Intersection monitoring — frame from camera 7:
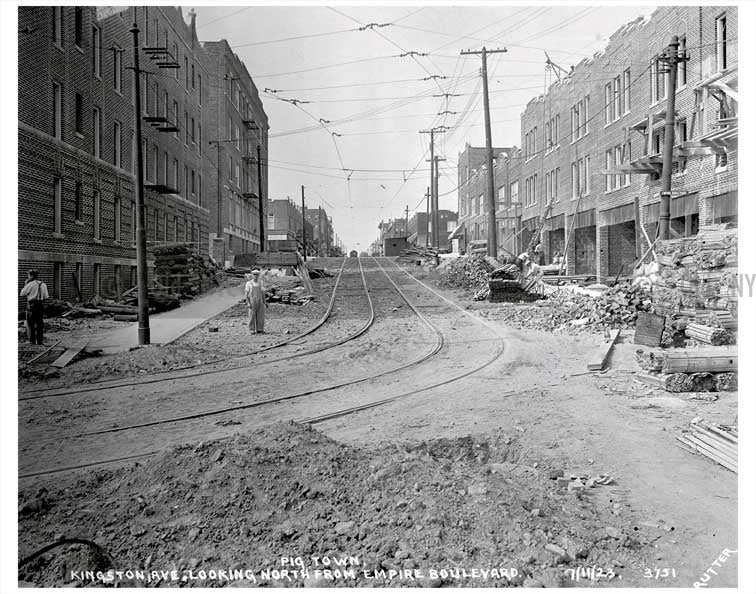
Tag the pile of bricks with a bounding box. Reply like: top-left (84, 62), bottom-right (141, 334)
top-left (546, 281), bottom-right (653, 329)
top-left (651, 226), bottom-right (738, 345)
top-left (437, 255), bottom-right (498, 296)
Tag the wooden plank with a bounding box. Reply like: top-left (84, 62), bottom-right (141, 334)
top-left (634, 312), bottom-right (665, 347)
top-left (50, 339), bottom-right (89, 369)
top-left (587, 329), bottom-right (621, 371)
top-left (26, 341), bottom-right (62, 365)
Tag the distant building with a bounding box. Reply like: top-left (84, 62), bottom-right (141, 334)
top-left (267, 198), bottom-right (312, 252)
top-left (305, 207), bottom-right (334, 256)
top-left (407, 210), bottom-right (458, 251)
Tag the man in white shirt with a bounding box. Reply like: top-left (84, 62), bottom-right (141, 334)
top-left (20, 269), bottom-right (49, 344)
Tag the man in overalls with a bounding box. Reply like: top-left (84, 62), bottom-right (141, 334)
top-left (244, 269), bottom-right (267, 334)
top-left (20, 269), bottom-right (49, 345)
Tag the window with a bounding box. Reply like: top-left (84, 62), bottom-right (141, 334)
top-left (132, 201), bottom-right (136, 242)
top-left (613, 75), bottom-right (621, 120)
top-left (191, 64), bottom-right (195, 89)
top-left (173, 43), bottom-right (179, 80)
top-left (52, 7), bottom-right (63, 47)
top-left (153, 208), bottom-right (159, 241)
top-left (198, 173), bottom-right (202, 205)
top-left (605, 150), bottom-right (613, 192)
top-left (191, 169), bottom-right (196, 195)
top-left (75, 181), bottom-right (82, 221)
top-left (582, 95), bottom-right (589, 135)
top-left (92, 107), bottom-right (101, 158)
top-left (715, 14), bottom-right (727, 71)
top-left (584, 155), bottom-right (591, 194)
top-left (163, 212), bottom-right (168, 242)
top-left (93, 190), bottom-right (100, 240)
top-left (235, 164), bottom-right (240, 187)
top-left (74, 92), bottom-right (84, 134)
top-left (604, 82), bottom-right (612, 124)
top-left (173, 101), bottom-right (179, 138)
top-left (53, 82), bottom-right (62, 139)
top-left (615, 145), bottom-right (623, 189)
top-left (184, 166), bottom-right (189, 197)
top-left (93, 263), bottom-right (101, 296)
top-left (92, 26), bottom-right (101, 78)
top-left (163, 91), bottom-right (169, 118)
top-left (151, 143), bottom-right (158, 182)
top-left (571, 162), bottom-right (579, 199)
top-left (113, 121), bottom-right (122, 167)
top-left (623, 69), bottom-right (631, 113)
top-left (114, 46), bottom-right (122, 92)
top-left (198, 124), bottom-right (202, 154)
top-left (715, 152), bottom-right (728, 170)
top-left (131, 266), bottom-right (137, 287)
top-left (114, 194), bottom-right (121, 242)
top-left (53, 178), bottom-right (62, 233)
top-left (198, 73), bottom-right (202, 105)
top-left (650, 57), bottom-right (667, 103)
top-left (162, 151), bottom-right (168, 185)
top-left (497, 185), bottom-right (506, 203)
top-left (229, 156), bottom-right (233, 181)
top-left (677, 37), bottom-right (687, 88)
top-left (191, 117), bottom-right (196, 143)
top-left (114, 265), bottom-right (122, 297)
top-left (53, 263), bottom-right (62, 299)
top-left (173, 216), bottom-right (179, 242)
top-left (509, 181), bottom-right (519, 203)
top-left (75, 263), bottom-right (83, 294)
top-left (173, 158), bottom-right (179, 190)
top-left (184, 112), bottom-right (189, 144)
top-left (74, 8), bottom-right (84, 47)
top-left (553, 168), bottom-right (559, 202)
top-left (185, 57), bottom-right (189, 89)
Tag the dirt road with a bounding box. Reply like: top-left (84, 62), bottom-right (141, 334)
top-left (18, 257), bottom-right (737, 587)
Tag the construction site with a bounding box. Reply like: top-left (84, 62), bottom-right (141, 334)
top-left (14, 3), bottom-right (743, 591)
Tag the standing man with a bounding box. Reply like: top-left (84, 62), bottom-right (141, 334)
top-left (244, 268), bottom-right (267, 334)
top-left (20, 269), bottom-right (49, 345)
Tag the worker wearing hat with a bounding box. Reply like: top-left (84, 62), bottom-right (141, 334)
top-left (244, 268), bottom-right (267, 334)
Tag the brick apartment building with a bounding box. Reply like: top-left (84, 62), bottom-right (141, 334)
top-left (18, 6), bottom-right (268, 304)
top-left (306, 207), bottom-right (334, 256)
top-left (407, 210), bottom-right (458, 252)
top-left (462, 6), bottom-right (737, 279)
top-left (267, 198), bottom-right (313, 252)
top-left (203, 39), bottom-right (269, 265)
top-left (456, 144), bottom-right (517, 254)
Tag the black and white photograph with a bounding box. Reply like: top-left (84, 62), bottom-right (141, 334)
top-left (5, 1), bottom-right (754, 590)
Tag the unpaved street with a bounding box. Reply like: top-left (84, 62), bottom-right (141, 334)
top-left (18, 257), bottom-right (737, 588)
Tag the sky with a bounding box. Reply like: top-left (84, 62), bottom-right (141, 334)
top-left (194, 4), bottom-right (657, 252)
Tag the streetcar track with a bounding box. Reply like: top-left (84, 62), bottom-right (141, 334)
top-left (19, 257), bottom-right (378, 401)
top-left (19, 256), bottom-right (506, 479)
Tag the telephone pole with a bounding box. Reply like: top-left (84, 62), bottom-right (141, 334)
top-left (129, 10), bottom-right (150, 345)
top-left (461, 46), bottom-right (507, 258)
top-left (404, 204), bottom-right (410, 239)
top-left (420, 127), bottom-right (447, 249)
top-left (424, 186), bottom-right (430, 247)
top-left (658, 35), bottom-right (686, 241)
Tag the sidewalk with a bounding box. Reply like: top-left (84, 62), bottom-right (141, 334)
top-left (85, 285), bottom-right (244, 355)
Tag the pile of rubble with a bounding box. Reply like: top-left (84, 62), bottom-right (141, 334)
top-left (19, 423), bottom-right (652, 588)
top-left (437, 255), bottom-right (498, 295)
top-left (546, 281), bottom-right (653, 329)
top-left (651, 225), bottom-right (738, 342)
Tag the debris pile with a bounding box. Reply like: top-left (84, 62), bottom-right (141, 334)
top-left (154, 243), bottom-right (219, 296)
top-left (546, 281), bottom-right (653, 329)
top-left (651, 225), bottom-right (738, 346)
top-left (437, 255), bottom-right (499, 296)
top-left (19, 423), bottom-right (652, 588)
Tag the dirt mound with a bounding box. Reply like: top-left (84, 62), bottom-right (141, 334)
top-left (19, 423), bottom-right (652, 587)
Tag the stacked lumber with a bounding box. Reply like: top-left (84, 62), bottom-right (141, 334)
top-left (635, 347), bottom-right (738, 392)
top-left (154, 243), bottom-right (215, 296)
top-left (651, 226), bottom-right (738, 345)
top-left (677, 418), bottom-right (737, 472)
top-left (684, 323), bottom-right (733, 346)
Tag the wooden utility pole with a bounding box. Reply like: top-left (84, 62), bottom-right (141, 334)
top-left (301, 185), bottom-right (306, 261)
top-left (424, 186), bottom-right (430, 247)
top-left (420, 127), bottom-right (446, 249)
top-left (257, 143), bottom-right (265, 252)
top-left (461, 46), bottom-right (507, 258)
top-left (404, 205), bottom-right (410, 239)
top-left (129, 9), bottom-right (150, 344)
top-left (658, 35), bottom-right (685, 241)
